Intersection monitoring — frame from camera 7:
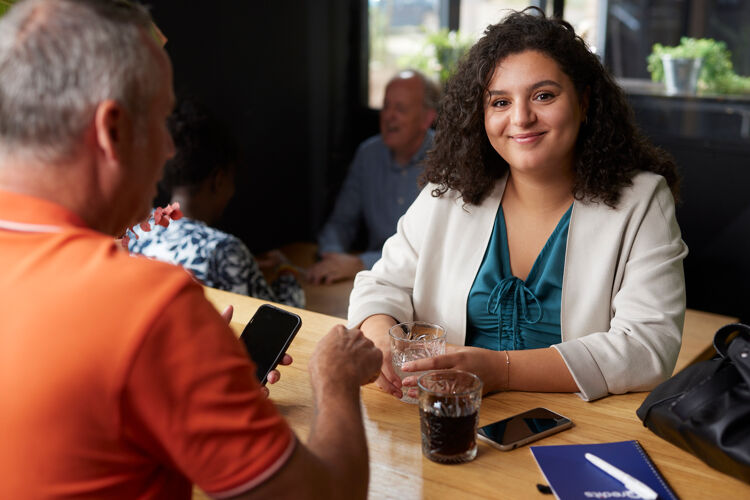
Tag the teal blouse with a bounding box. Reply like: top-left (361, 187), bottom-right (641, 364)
top-left (466, 204), bottom-right (572, 351)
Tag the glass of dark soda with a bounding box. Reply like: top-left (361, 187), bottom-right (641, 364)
top-left (417, 370), bottom-right (482, 464)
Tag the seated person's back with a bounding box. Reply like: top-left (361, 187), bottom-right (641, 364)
top-left (0, 2), bottom-right (380, 498)
top-left (0, 198), bottom-right (293, 497)
top-left (129, 99), bottom-right (304, 307)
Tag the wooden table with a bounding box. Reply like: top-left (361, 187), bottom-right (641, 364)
top-left (199, 287), bottom-right (748, 499)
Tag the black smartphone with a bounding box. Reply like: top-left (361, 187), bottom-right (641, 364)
top-left (239, 304), bottom-right (302, 385)
top-left (477, 407), bottom-right (573, 451)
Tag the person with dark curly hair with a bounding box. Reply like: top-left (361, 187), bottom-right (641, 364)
top-left (129, 98), bottom-right (305, 307)
top-left (348, 9), bottom-right (687, 402)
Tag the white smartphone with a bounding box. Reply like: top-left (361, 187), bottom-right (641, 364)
top-left (477, 407), bottom-right (573, 451)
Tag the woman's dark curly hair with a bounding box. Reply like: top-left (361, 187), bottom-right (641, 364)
top-left (422, 8), bottom-right (679, 207)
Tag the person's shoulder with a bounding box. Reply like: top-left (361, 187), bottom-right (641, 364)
top-left (419, 177), bottom-right (503, 210)
top-left (170, 219), bottom-right (245, 254)
top-left (128, 216), bottom-right (192, 249)
top-left (57, 232), bottom-right (201, 324)
top-left (631, 170), bottom-right (667, 190)
top-left (191, 221), bottom-right (235, 244)
top-left (620, 171), bottom-right (672, 207)
top-left (357, 134), bottom-right (387, 154)
top-left (360, 134), bottom-right (384, 147)
top-left (211, 230), bottom-right (252, 260)
top-left (117, 243), bottom-right (197, 289)
top-left (420, 182), bottom-right (462, 201)
top-left (409, 182), bottom-right (471, 217)
top-left (77, 227), bottom-right (193, 284)
top-left (348, 135), bottom-right (389, 172)
top-left (575, 172), bottom-right (674, 222)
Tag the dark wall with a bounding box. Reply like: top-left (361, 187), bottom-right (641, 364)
top-left (148, 1), bottom-right (372, 253)
top-left (627, 93), bottom-right (750, 323)
top-left (606, 0), bottom-right (750, 322)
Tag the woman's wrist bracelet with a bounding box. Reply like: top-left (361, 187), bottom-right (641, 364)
top-left (504, 350), bottom-right (511, 391)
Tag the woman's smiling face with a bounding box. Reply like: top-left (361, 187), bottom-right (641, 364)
top-left (484, 49), bottom-right (586, 177)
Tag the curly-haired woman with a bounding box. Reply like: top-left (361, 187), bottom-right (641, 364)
top-left (348, 9), bottom-right (687, 402)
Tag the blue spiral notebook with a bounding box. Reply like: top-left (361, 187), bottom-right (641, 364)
top-left (530, 440), bottom-right (679, 500)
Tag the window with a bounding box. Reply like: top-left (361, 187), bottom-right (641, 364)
top-left (458, 0), bottom-right (602, 53)
top-left (368, 0), bottom-right (443, 108)
top-left (367, 0), bottom-right (750, 106)
top-left (367, 0), bottom-right (602, 108)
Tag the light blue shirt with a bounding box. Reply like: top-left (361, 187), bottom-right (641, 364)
top-left (317, 130), bottom-right (434, 269)
top-left (466, 204), bottom-right (572, 351)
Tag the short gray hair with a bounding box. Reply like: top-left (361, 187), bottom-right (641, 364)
top-left (0, 0), bottom-right (161, 163)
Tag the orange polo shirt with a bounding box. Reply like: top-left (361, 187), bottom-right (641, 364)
top-left (0, 191), bottom-right (294, 499)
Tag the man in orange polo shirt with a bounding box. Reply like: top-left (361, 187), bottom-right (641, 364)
top-left (0, 1), bottom-right (381, 499)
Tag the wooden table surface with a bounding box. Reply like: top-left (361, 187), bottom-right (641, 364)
top-left (197, 286), bottom-right (748, 500)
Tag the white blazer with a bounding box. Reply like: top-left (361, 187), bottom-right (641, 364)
top-left (348, 172), bottom-right (687, 401)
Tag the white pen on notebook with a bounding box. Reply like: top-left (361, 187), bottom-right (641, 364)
top-left (585, 452), bottom-right (658, 500)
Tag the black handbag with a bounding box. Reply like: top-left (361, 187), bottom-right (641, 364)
top-left (636, 323), bottom-right (750, 484)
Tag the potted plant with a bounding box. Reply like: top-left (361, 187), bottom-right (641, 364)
top-left (0, 0), bottom-right (16, 17)
top-left (404, 28), bottom-right (473, 86)
top-left (647, 37), bottom-right (750, 95)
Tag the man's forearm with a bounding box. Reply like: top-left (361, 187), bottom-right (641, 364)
top-left (233, 323), bottom-right (382, 500)
top-left (307, 387), bottom-right (369, 500)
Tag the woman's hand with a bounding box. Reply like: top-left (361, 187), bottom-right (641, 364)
top-left (400, 345), bottom-right (506, 396)
top-left (359, 314), bottom-right (403, 399)
top-left (400, 346), bottom-right (579, 396)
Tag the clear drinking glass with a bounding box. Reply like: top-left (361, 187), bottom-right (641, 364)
top-left (389, 321), bottom-right (446, 404)
top-left (418, 370), bottom-right (483, 464)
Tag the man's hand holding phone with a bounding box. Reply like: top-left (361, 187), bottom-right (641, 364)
top-left (224, 305), bottom-right (293, 397)
top-left (261, 354), bottom-right (293, 397)
top-left (236, 304), bottom-right (381, 401)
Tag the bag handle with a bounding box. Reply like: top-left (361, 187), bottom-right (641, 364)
top-left (713, 323), bottom-right (750, 358)
top-left (670, 323), bottom-right (750, 420)
top-left (723, 324), bottom-right (750, 387)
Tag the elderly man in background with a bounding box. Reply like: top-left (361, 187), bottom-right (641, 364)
top-left (0, 1), bottom-right (380, 499)
top-left (308, 70), bottom-right (439, 284)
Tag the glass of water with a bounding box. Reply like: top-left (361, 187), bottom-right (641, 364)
top-left (389, 321), bottom-right (446, 404)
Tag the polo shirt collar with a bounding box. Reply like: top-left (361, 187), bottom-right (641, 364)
top-left (0, 190), bottom-right (88, 231)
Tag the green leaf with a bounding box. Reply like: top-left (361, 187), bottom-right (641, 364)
top-left (0, 1), bottom-right (17, 18)
top-left (401, 28), bottom-right (472, 85)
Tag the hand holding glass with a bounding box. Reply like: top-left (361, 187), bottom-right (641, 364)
top-left (389, 321), bottom-right (446, 403)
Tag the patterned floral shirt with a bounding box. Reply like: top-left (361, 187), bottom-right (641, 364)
top-left (128, 217), bottom-right (304, 308)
